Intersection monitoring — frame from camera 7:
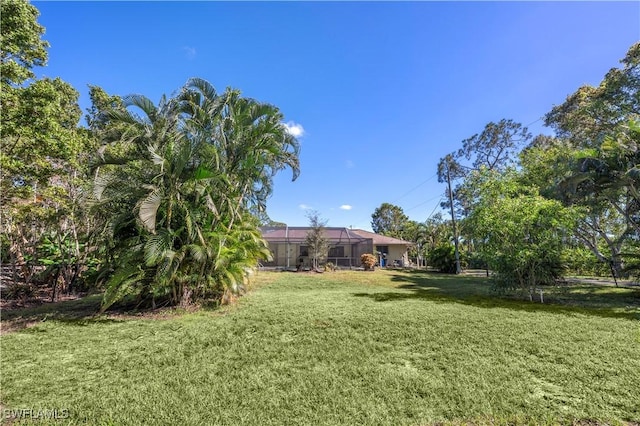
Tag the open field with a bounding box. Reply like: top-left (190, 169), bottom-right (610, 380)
top-left (1, 270), bottom-right (639, 425)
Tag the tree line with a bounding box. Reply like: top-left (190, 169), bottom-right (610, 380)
top-left (1, 0), bottom-right (300, 309)
top-left (372, 42), bottom-right (640, 296)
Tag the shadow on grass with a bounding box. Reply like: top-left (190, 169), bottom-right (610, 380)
top-left (1, 294), bottom-right (111, 333)
top-left (353, 271), bottom-right (640, 321)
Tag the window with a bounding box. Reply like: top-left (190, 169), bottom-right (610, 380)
top-left (376, 245), bottom-right (389, 254)
top-left (299, 246), bottom-right (309, 256)
top-left (328, 246), bottom-right (344, 257)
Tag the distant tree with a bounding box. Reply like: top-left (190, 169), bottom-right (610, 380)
top-left (371, 203), bottom-right (409, 238)
top-left (262, 219), bottom-right (287, 227)
top-left (304, 211), bottom-right (329, 271)
top-left (256, 212), bottom-right (286, 227)
top-left (456, 119), bottom-right (532, 172)
top-left (437, 119), bottom-right (533, 216)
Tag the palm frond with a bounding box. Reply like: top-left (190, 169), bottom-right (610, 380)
top-left (138, 187), bottom-right (164, 233)
top-left (100, 265), bottom-right (145, 313)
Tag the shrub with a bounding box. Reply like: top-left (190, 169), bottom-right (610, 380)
top-left (324, 262), bottom-right (336, 272)
top-left (360, 253), bottom-right (376, 271)
top-left (427, 244), bottom-right (458, 273)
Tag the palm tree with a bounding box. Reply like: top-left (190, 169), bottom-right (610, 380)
top-left (91, 78), bottom-right (299, 310)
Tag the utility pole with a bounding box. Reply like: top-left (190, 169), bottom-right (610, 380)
top-left (446, 161), bottom-right (462, 274)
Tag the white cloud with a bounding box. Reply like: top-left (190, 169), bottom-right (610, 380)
top-left (283, 121), bottom-right (305, 137)
top-left (345, 160), bottom-right (355, 169)
top-left (299, 204), bottom-right (312, 210)
top-left (340, 205), bottom-right (353, 211)
top-left (183, 46), bottom-right (196, 60)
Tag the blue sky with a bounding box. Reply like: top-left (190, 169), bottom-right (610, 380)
top-left (34, 1), bottom-right (639, 230)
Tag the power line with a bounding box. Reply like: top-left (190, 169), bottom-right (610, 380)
top-left (425, 198), bottom-right (444, 221)
top-left (525, 116), bottom-right (544, 127)
top-left (404, 194), bottom-right (443, 213)
top-left (390, 172), bottom-right (438, 204)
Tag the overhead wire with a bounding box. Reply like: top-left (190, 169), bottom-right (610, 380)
top-left (389, 172), bottom-right (438, 204)
top-left (349, 116), bottom-right (546, 228)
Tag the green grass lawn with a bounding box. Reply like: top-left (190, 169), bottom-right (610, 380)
top-left (1, 270), bottom-right (639, 425)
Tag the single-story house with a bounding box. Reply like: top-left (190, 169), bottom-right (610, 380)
top-left (260, 226), bottom-right (413, 269)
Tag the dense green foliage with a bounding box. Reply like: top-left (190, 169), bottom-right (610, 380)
top-left (426, 244), bottom-right (458, 273)
top-left (467, 171), bottom-right (577, 294)
top-left (0, 0), bottom-right (99, 297)
top-left (371, 203), bottom-right (409, 238)
top-left (421, 42), bottom-right (640, 288)
top-left (0, 0), bottom-right (48, 85)
top-left (0, 1), bottom-right (299, 308)
top-left (543, 42), bottom-right (640, 279)
top-left (92, 79), bottom-right (299, 310)
top-left (2, 271), bottom-right (638, 425)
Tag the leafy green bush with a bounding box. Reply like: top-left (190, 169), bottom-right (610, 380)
top-left (563, 246), bottom-right (609, 277)
top-left (427, 244), bottom-right (458, 273)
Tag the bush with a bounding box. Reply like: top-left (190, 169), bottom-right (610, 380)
top-left (360, 253), bottom-right (376, 271)
top-left (427, 244), bottom-right (459, 273)
top-left (467, 252), bottom-right (488, 270)
top-left (324, 262), bottom-right (336, 272)
top-left (563, 246), bottom-right (609, 277)
top-left (491, 254), bottom-right (566, 295)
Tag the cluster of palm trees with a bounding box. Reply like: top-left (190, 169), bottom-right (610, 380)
top-left (92, 78), bottom-right (300, 310)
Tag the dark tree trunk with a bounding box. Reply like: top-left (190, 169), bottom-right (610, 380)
top-left (180, 287), bottom-right (193, 308)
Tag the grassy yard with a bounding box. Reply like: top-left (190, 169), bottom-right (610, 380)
top-left (1, 270), bottom-right (639, 425)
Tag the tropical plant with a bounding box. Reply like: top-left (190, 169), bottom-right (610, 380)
top-left (92, 78), bottom-right (299, 310)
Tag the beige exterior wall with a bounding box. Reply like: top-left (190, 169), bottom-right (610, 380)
top-left (387, 245), bottom-right (409, 266)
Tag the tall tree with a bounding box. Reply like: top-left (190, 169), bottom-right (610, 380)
top-left (1, 0), bottom-right (97, 297)
top-left (0, 0), bottom-right (48, 85)
top-left (456, 119), bottom-right (532, 172)
top-left (545, 42), bottom-right (639, 146)
top-left (436, 119), bottom-right (533, 273)
top-left (371, 203), bottom-right (409, 238)
top-left (544, 42), bottom-right (640, 278)
top-left (437, 119), bottom-right (532, 215)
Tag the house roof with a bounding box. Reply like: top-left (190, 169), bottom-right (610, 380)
top-left (260, 226), bottom-right (412, 246)
top-left (348, 229), bottom-right (413, 246)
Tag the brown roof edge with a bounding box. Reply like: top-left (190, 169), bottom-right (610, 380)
top-left (259, 227), bottom-right (413, 245)
top-left (349, 229), bottom-right (414, 245)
